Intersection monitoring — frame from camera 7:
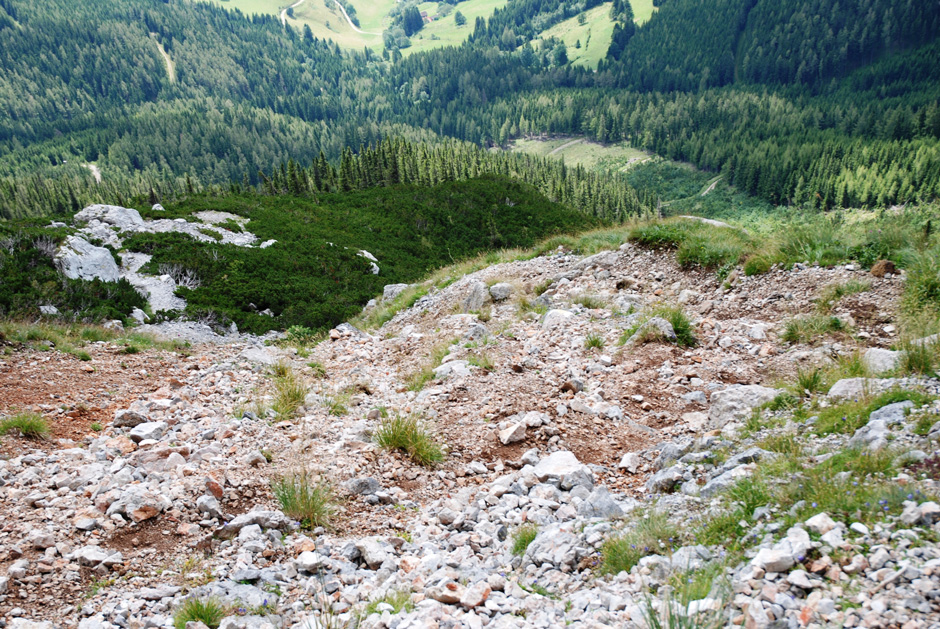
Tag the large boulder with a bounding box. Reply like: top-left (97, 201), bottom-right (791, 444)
top-left (575, 250), bottom-right (620, 269)
top-left (532, 451), bottom-right (593, 490)
top-left (827, 378), bottom-right (897, 400)
top-left (707, 385), bottom-right (778, 429)
top-left (862, 348), bottom-right (902, 375)
top-left (55, 236), bottom-right (120, 282)
top-left (383, 283), bottom-right (409, 301)
top-left (74, 204), bottom-right (145, 231)
top-left (541, 309), bottom-right (574, 330)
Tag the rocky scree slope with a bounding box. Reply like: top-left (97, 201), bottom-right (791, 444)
top-left (0, 235), bottom-right (937, 629)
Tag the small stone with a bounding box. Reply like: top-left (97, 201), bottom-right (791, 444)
top-left (460, 581), bottom-right (491, 608)
top-left (498, 422), bottom-right (526, 445)
top-left (804, 513), bottom-right (836, 535)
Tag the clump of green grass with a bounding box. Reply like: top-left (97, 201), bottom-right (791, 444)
top-left (353, 285), bottom-right (429, 331)
top-left (0, 412), bottom-right (50, 440)
top-left (757, 433), bottom-right (802, 457)
top-left (585, 332), bottom-right (606, 350)
top-left (358, 590), bottom-right (414, 618)
top-left (173, 597), bottom-right (227, 629)
top-left (284, 325), bottom-right (325, 348)
top-left (814, 389), bottom-right (935, 436)
top-left (90, 422), bottom-right (103, 432)
top-left (899, 336), bottom-right (939, 375)
top-left (600, 512), bottom-right (681, 575)
top-left (571, 293), bottom-right (607, 310)
top-left (794, 367), bottom-right (826, 396)
top-left (402, 340), bottom-right (452, 392)
top-left (630, 219), bottom-right (750, 273)
top-left (374, 414), bottom-right (445, 467)
top-left (618, 304), bottom-right (696, 348)
top-left (307, 361), bottom-right (327, 378)
top-left (781, 315), bottom-right (847, 344)
top-left (516, 296), bottom-right (548, 317)
top-left (320, 387), bottom-right (353, 416)
top-left (511, 524), bottom-right (539, 557)
top-left (816, 279), bottom-right (871, 314)
top-left (902, 246), bottom-right (940, 317)
top-left (533, 279), bottom-right (553, 296)
top-left (271, 473), bottom-right (336, 530)
top-left (270, 364), bottom-right (308, 419)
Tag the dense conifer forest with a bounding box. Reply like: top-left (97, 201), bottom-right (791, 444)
top-left (0, 0), bottom-right (938, 218)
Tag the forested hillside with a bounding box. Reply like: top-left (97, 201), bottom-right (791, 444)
top-left (0, 0), bottom-right (939, 218)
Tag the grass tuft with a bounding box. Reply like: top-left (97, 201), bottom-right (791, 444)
top-left (271, 472), bottom-right (336, 530)
top-left (271, 364), bottom-right (308, 419)
top-left (600, 512), bottom-right (681, 575)
top-left (511, 524), bottom-right (539, 557)
top-left (0, 412), bottom-right (50, 440)
top-left (173, 597), bottom-right (227, 629)
top-left (584, 332), bottom-right (606, 350)
top-left (374, 414), bottom-right (445, 467)
top-left (781, 315), bottom-right (846, 344)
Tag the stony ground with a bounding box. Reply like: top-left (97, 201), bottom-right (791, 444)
top-left (2, 238), bottom-right (937, 629)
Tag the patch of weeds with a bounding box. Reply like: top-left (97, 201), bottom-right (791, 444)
top-left (511, 524), bottom-right (539, 556)
top-left (173, 597), bottom-right (227, 629)
top-left (533, 279), bottom-right (552, 296)
top-left (320, 387), bottom-right (353, 416)
top-left (571, 293), bottom-right (607, 310)
top-left (794, 367), bottom-right (826, 396)
top-left (260, 448), bottom-right (274, 463)
top-left (600, 512), bottom-right (681, 575)
top-left (122, 344), bottom-right (140, 355)
top-left (757, 433), bottom-right (803, 457)
top-left (910, 454), bottom-right (940, 480)
top-left (474, 304), bottom-right (492, 322)
top-left (666, 562), bottom-right (727, 606)
top-left (0, 412), bottom-right (50, 440)
top-left (374, 413), bottom-right (445, 467)
top-left (618, 304), bottom-right (696, 348)
top-left (816, 279), bottom-right (871, 314)
top-left (271, 473), bottom-right (336, 530)
top-left (307, 361), bottom-right (327, 378)
top-left (520, 581), bottom-right (557, 599)
top-left (402, 340), bottom-right (452, 392)
top-left (585, 332), bottom-right (606, 350)
top-left (90, 422), bottom-right (103, 432)
top-left (899, 336), bottom-right (939, 376)
top-left (814, 389), bottom-right (935, 436)
top-left (468, 352), bottom-right (495, 372)
top-left (283, 325), bottom-right (325, 349)
top-left (641, 573), bottom-right (729, 629)
top-left (358, 590), bottom-right (414, 618)
top-left (73, 350), bottom-right (92, 362)
top-left (271, 364), bottom-right (308, 419)
top-left (781, 315), bottom-right (847, 344)
top-left (516, 296), bottom-right (548, 317)
top-left (354, 285), bottom-right (429, 331)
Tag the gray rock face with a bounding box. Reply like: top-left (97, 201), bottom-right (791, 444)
top-left (532, 451), bottom-right (594, 490)
top-left (707, 385), bottom-right (778, 429)
top-left (577, 487), bottom-right (624, 519)
top-left (828, 377), bottom-right (897, 399)
top-left (220, 510), bottom-right (292, 538)
top-left (575, 250), bottom-right (620, 269)
top-left (646, 466), bottom-right (685, 494)
top-left (869, 400), bottom-right (914, 425)
top-left (383, 283), bottom-right (409, 301)
top-left (862, 348), bottom-right (902, 375)
top-left (75, 204), bottom-right (145, 231)
top-left (460, 280), bottom-right (490, 312)
top-left (541, 309), bottom-right (574, 330)
top-left (129, 421), bottom-right (167, 443)
top-left (239, 346), bottom-right (278, 365)
top-left (55, 236), bottom-right (121, 282)
top-left (489, 282), bottom-right (514, 301)
top-left (848, 419), bottom-right (890, 450)
top-left (346, 477), bottom-right (381, 496)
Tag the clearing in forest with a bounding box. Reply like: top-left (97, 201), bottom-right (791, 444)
top-left (510, 137), bottom-right (651, 172)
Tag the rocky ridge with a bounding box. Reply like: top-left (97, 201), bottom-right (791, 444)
top-left (1, 233), bottom-right (937, 629)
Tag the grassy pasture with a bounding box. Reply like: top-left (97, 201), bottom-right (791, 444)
top-left (529, 3), bottom-right (616, 69)
top-left (509, 138), bottom-right (650, 171)
top-left (403, 0), bottom-right (509, 55)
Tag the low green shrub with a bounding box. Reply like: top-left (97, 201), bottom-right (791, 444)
top-left (584, 332), bottom-right (605, 350)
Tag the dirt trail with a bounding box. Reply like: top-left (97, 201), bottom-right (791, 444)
top-left (280, 0), bottom-right (307, 26)
top-left (548, 137), bottom-right (584, 155)
top-left (83, 163), bottom-right (102, 183)
top-left (332, 0), bottom-right (381, 35)
top-left (150, 34), bottom-right (175, 84)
